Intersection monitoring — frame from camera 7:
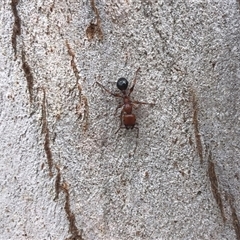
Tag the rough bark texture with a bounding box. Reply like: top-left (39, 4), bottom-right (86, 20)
top-left (0, 0), bottom-right (239, 239)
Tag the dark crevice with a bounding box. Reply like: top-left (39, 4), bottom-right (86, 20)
top-left (228, 195), bottom-right (240, 239)
top-left (208, 151), bottom-right (226, 222)
top-left (86, 0), bottom-right (103, 40)
top-left (66, 40), bottom-right (80, 81)
top-left (74, 83), bottom-right (89, 132)
top-left (41, 89), bottom-right (53, 177)
top-left (191, 89), bottom-right (203, 163)
top-left (11, 0), bottom-right (21, 56)
top-left (53, 169), bottom-right (84, 239)
top-left (21, 51), bottom-right (34, 103)
top-left (81, 95), bottom-right (89, 132)
top-left (54, 165), bottom-right (61, 200)
top-left (62, 183), bottom-right (84, 240)
top-left (65, 41), bottom-right (89, 132)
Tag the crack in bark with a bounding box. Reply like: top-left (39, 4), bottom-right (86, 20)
top-left (21, 51), bottom-right (34, 103)
top-left (65, 42), bottom-right (89, 131)
top-left (66, 41), bottom-right (80, 81)
top-left (81, 95), bottom-right (89, 132)
top-left (11, 0), bottom-right (21, 56)
top-left (74, 84), bottom-right (89, 132)
top-left (228, 194), bottom-right (240, 239)
top-left (191, 89), bottom-right (203, 163)
top-left (52, 166), bottom-right (84, 239)
top-left (54, 165), bottom-right (61, 200)
top-left (53, 168), bottom-right (84, 239)
top-left (41, 89), bottom-right (53, 177)
top-left (62, 182), bottom-right (84, 240)
top-left (208, 151), bottom-right (226, 222)
top-left (86, 0), bottom-right (103, 40)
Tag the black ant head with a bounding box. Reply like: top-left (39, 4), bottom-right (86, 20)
top-left (117, 78), bottom-right (128, 91)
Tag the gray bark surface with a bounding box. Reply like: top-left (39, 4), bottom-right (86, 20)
top-left (0, 0), bottom-right (239, 239)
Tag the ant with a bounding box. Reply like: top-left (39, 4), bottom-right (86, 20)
top-left (96, 68), bottom-right (154, 137)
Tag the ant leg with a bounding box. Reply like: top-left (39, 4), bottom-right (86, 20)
top-left (95, 82), bottom-right (122, 98)
top-left (132, 100), bottom-right (155, 107)
top-left (115, 126), bottom-right (125, 134)
top-left (129, 67), bottom-right (140, 96)
top-left (114, 104), bottom-right (124, 115)
top-left (115, 109), bottom-right (124, 134)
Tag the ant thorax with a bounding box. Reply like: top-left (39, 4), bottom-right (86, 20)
top-left (123, 96), bottom-right (131, 104)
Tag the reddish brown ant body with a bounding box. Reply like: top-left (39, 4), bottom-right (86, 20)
top-left (96, 68), bottom-right (153, 136)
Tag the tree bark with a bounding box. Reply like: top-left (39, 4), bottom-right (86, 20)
top-left (0, 0), bottom-right (239, 239)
